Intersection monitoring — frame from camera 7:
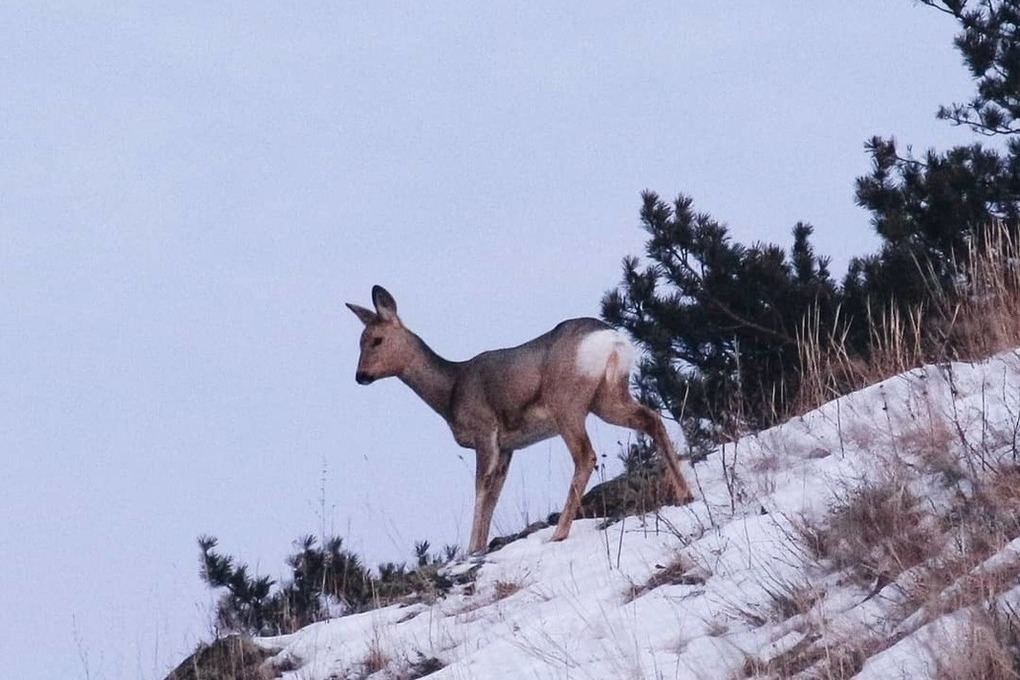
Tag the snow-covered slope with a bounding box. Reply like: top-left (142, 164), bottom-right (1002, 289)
top-left (253, 350), bottom-right (1020, 679)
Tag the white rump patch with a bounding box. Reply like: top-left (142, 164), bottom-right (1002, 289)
top-left (575, 329), bottom-right (637, 380)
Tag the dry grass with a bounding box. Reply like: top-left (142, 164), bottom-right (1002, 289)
top-left (975, 465), bottom-right (1020, 542)
top-left (898, 463), bottom-right (1020, 623)
top-left (938, 223), bottom-right (1020, 362)
top-left (798, 481), bottom-right (938, 588)
top-left (795, 453), bottom-right (1019, 604)
top-left (733, 230), bottom-right (1020, 676)
top-left (742, 636), bottom-right (826, 679)
top-left (354, 645), bottom-right (446, 680)
top-left (760, 580), bottom-right (821, 625)
top-left (945, 463), bottom-right (1020, 556)
top-left (933, 604), bottom-right (1020, 680)
top-left (624, 551), bottom-right (707, 602)
top-left (492, 578), bottom-right (525, 601)
top-left (897, 416), bottom-right (964, 486)
top-left (794, 221), bottom-right (1020, 419)
top-left (741, 632), bottom-right (885, 680)
top-left (809, 638), bottom-right (885, 680)
top-left (726, 567), bottom-right (821, 632)
top-left (782, 423), bottom-right (1020, 678)
top-left (398, 653), bottom-right (446, 679)
top-left (360, 633), bottom-right (390, 676)
top-left (452, 572), bottom-right (531, 619)
top-left (794, 301), bottom-right (925, 419)
top-left (164, 636), bottom-right (277, 680)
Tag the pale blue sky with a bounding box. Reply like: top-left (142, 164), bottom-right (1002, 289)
top-left (1, 3), bottom-right (975, 678)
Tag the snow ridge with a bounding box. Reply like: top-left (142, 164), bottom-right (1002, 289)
top-left (255, 349), bottom-right (1020, 680)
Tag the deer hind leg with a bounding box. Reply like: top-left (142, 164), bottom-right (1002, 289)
top-left (551, 423), bottom-right (597, 542)
top-left (469, 438), bottom-right (513, 554)
top-left (593, 384), bottom-right (694, 505)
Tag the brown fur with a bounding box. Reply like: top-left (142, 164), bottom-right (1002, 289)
top-left (346, 285), bottom-right (693, 553)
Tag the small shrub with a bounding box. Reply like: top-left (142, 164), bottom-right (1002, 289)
top-left (938, 222), bottom-right (1020, 362)
top-left (934, 604), bottom-right (1020, 680)
top-left (626, 552), bottom-right (706, 602)
top-left (164, 635), bottom-right (275, 680)
top-left (811, 638), bottom-right (875, 680)
top-left (576, 465), bottom-right (676, 521)
top-left (618, 435), bottom-right (658, 475)
top-left (198, 537), bottom-right (279, 636)
top-left (799, 481), bottom-right (938, 586)
top-left (761, 579), bottom-right (821, 624)
top-left (493, 578), bottom-right (524, 601)
top-left (898, 417), bottom-right (963, 487)
top-left (403, 652), bottom-right (444, 678)
top-left (372, 560), bottom-right (452, 607)
top-left (360, 635), bottom-right (390, 676)
top-left (742, 633), bottom-right (881, 680)
top-left (741, 637), bottom-right (825, 679)
top-left (794, 221), bottom-right (1020, 430)
top-left (976, 465), bottom-right (1020, 542)
top-left (198, 535), bottom-right (460, 637)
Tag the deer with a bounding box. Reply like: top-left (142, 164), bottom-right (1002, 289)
top-left (345, 285), bottom-right (694, 554)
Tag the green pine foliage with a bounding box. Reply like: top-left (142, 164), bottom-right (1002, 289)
top-left (618, 435), bottom-right (659, 475)
top-left (198, 535), bottom-right (458, 637)
top-left (605, 1), bottom-right (1020, 446)
top-left (841, 0), bottom-right (1020, 359)
top-left (602, 193), bottom-right (838, 448)
top-left (852, 0), bottom-right (1020, 311)
top-left (198, 536), bottom-right (279, 635)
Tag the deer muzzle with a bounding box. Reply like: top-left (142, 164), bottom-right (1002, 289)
top-left (355, 371), bottom-right (376, 385)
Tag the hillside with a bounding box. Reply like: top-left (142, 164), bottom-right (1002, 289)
top-left (172, 349), bottom-right (1020, 679)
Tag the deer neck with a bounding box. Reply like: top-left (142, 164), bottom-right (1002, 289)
top-left (398, 333), bottom-right (460, 420)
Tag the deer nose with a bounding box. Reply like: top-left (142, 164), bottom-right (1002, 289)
top-left (355, 371), bottom-right (375, 385)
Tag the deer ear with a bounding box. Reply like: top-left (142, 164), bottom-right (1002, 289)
top-left (346, 302), bottom-right (377, 326)
top-left (371, 285), bottom-right (398, 322)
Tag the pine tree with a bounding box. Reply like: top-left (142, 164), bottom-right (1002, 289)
top-left (852, 0), bottom-right (1020, 319)
top-left (198, 536), bottom-right (276, 635)
top-left (602, 192), bottom-right (838, 448)
top-left (197, 534), bottom-right (456, 636)
top-left (605, 2), bottom-right (1020, 446)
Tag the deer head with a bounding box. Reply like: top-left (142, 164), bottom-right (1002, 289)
top-left (345, 285), bottom-right (416, 385)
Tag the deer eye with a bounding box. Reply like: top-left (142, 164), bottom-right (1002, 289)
top-left (371, 337), bottom-right (384, 347)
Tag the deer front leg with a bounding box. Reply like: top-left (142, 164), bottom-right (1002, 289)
top-left (551, 426), bottom-right (597, 542)
top-left (469, 434), bottom-right (512, 554)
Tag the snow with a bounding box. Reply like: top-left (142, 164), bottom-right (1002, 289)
top-left (250, 349), bottom-right (1020, 679)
